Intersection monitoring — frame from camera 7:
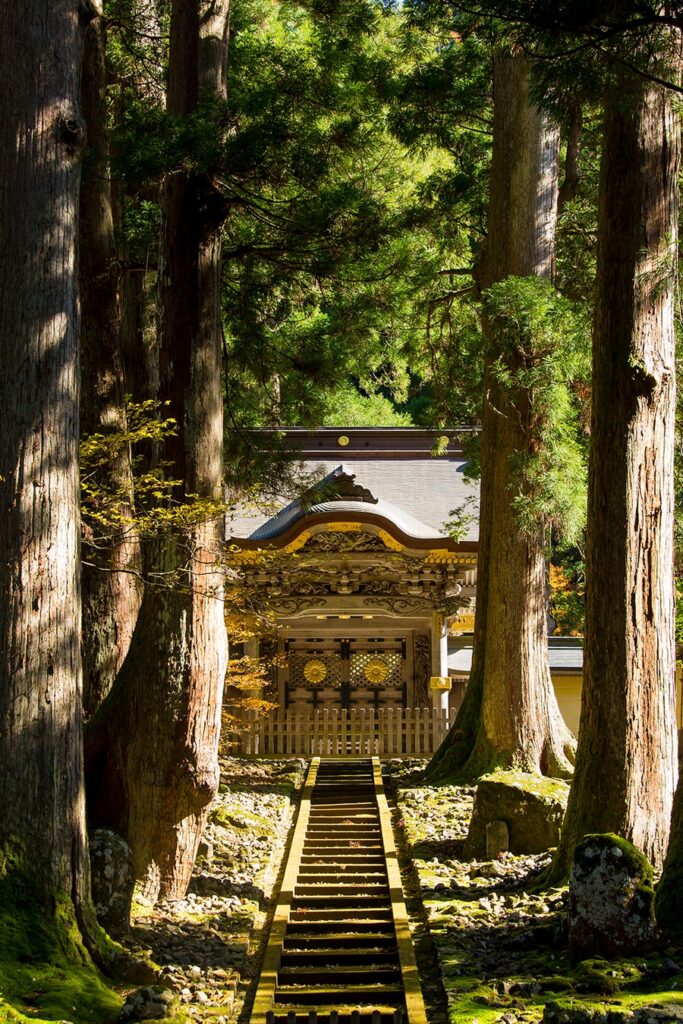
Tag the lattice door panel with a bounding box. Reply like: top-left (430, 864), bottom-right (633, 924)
top-left (348, 641), bottom-right (405, 709)
top-left (286, 640), bottom-right (343, 710)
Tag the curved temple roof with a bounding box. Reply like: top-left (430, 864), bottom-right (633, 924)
top-left (226, 428), bottom-right (480, 549)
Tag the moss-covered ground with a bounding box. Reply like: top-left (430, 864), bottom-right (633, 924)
top-left (389, 760), bottom-right (683, 1024)
top-left (0, 866), bottom-right (123, 1024)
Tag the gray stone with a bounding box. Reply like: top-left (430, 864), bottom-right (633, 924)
top-left (89, 828), bottom-right (135, 937)
top-left (567, 834), bottom-right (656, 960)
top-left (119, 986), bottom-right (179, 1023)
top-left (464, 772), bottom-right (569, 858)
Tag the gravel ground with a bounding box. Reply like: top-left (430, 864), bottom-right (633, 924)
top-left (125, 757), bottom-right (306, 1023)
top-left (389, 761), bottom-right (683, 1024)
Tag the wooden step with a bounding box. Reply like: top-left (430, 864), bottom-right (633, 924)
top-left (275, 985), bottom-right (405, 1006)
top-left (283, 933), bottom-right (396, 948)
top-left (288, 909), bottom-right (394, 924)
top-left (295, 883), bottom-right (390, 896)
top-left (286, 921), bottom-right (395, 935)
top-left (267, 1007), bottom-right (404, 1024)
top-left (280, 950), bottom-right (399, 967)
top-left (278, 967), bottom-right (401, 986)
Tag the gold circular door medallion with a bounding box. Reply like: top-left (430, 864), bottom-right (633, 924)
top-left (303, 659), bottom-right (328, 684)
top-left (337, 435), bottom-right (350, 447)
top-left (363, 656), bottom-right (389, 684)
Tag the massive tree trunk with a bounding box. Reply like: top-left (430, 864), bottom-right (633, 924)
top-left (0, 0), bottom-right (100, 961)
top-left (551, 72), bottom-right (679, 878)
top-left (86, 0), bottom-right (230, 903)
top-left (80, 13), bottom-right (143, 717)
top-left (429, 52), bottom-right (575, 781)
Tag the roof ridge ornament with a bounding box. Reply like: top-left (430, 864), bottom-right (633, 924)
top-left (305, 466), bottom-right (379, 505)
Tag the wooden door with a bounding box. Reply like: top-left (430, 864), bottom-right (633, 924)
top-left (348, 637), bottom-right (406, 710)
top-left (285, 636), bottom-right (407, 711)
top-left (285, 637), bottom-right (344, 711)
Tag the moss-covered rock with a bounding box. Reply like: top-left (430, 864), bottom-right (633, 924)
top-left (463, 770), bottom-right (569, 858)
top-left (568, 834), bottom-right (656, 960)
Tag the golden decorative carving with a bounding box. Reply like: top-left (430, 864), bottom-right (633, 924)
top-left (324, 522), bottom-right (362, 532)
top-left (449, 613), bottom-right (475, 633)
top-left (337, 435), bottom-right (350, 446)
top-left (377, 529), bottom-right (404, 552)
top-left (364, 657), bottom-right (390, 684)
top-left (303, 659), bottom-right (327, 684)
top-left (425, 549), bottom-right (458, 564)
top-left (284, 530), bottom-right (311, 553)
top-left (233, 549), bottom-right (263, 562)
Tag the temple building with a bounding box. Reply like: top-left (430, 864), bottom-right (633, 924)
top-left (226, 428), bottom-right (586, 753)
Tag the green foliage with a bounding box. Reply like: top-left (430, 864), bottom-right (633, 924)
top-left (484, 276), bottom-right (590, 544)
top-left (549, 547), bottom-right (585, 635)
top-left (319, 382), bottom-right (414, 426)
top-left (107, 0), bottom-right (496, 489)
top-left (443, 496), bottom-right (478, 542)
top-left (81, 400), bottom-right (226, 543)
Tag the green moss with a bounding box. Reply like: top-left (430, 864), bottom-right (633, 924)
top-left (208, 805), bottom-right (271, 832)
top-left (574, 959), bottom-right (624, 995)
top-left (480, 770), bottom-right (570, 804)
top-left (578, 834), bottom-right (654, 886)
top-left (540, 974), bottom-right (575, 992)
top-left (0, 848), bottom-right (122, 1024)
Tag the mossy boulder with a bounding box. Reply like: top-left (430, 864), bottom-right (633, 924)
top-left (463, 771), bottom-right (569, 858)
top-left (567, 834), bottom-right (656, 960)
top-left (89, 828), bottom-right (135, 937)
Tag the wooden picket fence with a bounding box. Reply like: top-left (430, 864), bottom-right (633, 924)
top-left (232, 706), bottom-right (457, 758)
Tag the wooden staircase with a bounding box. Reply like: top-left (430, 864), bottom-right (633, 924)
top-left (252, 759), bottom-right (427, 1024)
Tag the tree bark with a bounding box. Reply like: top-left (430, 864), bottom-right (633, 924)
top-left (551, 71), bottom-right (679, 878)
top-left (429, 52), bottom-right (575, 781)
top-left (80, 13), bottom-right (143, 716)
top-left (0, 0), bottom-right (96, 944)
top-left (86, 0), bottom-right (230, 903)
top-left (557, 103), bottom-right (582, 215)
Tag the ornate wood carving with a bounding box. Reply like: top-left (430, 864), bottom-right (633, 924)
top-left (306, 468), bottom-right (379, 505)
top-left (303, 531), bottom-right (387, 553)
top-left (414, 634), bottom-right (431, 708)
